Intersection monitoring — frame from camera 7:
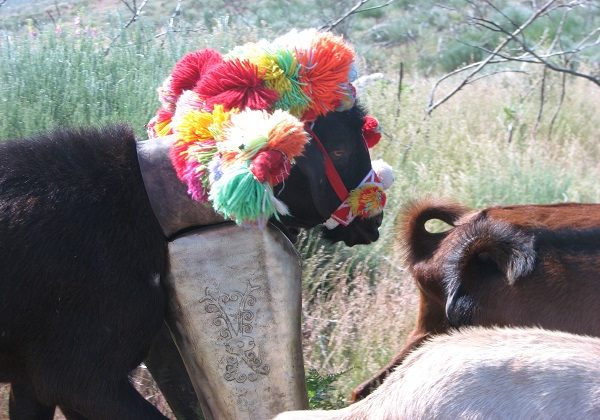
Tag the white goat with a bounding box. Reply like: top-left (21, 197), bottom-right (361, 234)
top-left (274, 327), bottom-right (600, 420)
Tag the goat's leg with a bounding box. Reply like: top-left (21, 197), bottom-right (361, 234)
top-left (146, 323), bottom-right (204, 419)
top-left (350, 332), bottom-right (431, 402)
top-left (58, 406), bottom-right (87, 420)
top-left (56, 379), bottom-right (168, 420)
top-left (9, 382), bottom-right (55, 420)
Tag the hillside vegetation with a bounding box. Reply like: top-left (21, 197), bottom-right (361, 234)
top-left (1, 0), bottom-right (599, 415)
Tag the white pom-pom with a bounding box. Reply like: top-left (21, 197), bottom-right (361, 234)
top-left (372, 159), bottom-right (394, 190)
top-left (272, 195), bottom-right (290, 216)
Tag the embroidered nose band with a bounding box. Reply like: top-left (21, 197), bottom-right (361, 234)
top-left (324, 168), bottom-right (385, 229)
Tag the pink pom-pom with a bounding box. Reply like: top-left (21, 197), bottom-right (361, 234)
top-left (157, 108), bottom-right (173, 122)
top-left (170, 49), bottom-right (223, 97)
top-left (194, 59), bottom-right (279, 111)
top-left (181, 160), bottom-right (209, 202)
top-left (249, 150), bottom-right (291, 186)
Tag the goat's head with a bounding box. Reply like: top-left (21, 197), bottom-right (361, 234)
top-left (275, 104), bottom-right (391, 246)
top-left (146, 29), bottom-right (393, 246)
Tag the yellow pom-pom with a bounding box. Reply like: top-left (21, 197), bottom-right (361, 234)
top-left (177, 110), bottom-right (214, 143)
top-left (155, 119), bottom-right (173, 137)
top-left (255, 53), bottom-right (290, 93)
top-left (176, 105), bottom-right (235, 145)
top-left (348, 184), bottom-right (386, 218)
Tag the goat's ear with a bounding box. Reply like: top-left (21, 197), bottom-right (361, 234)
top-left (453, 220), bottom-right (537, 285)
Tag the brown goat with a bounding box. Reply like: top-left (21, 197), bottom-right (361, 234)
top-left (351, 199), bottom-right (600, 401)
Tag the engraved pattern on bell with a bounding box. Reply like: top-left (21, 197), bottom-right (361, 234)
top-left (200, 281), bottom-right (270, 382)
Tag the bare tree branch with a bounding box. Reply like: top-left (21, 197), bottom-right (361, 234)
top-left (221, 0), bottom-right (252, 27)
top-left (158, 0), bottom-right (182, 47)
top-left (548, 70), bottom-right (567, 141)
top-left (547, 5), bottom-right (571, 52)
top-left (488, 19), bottom-right (600, 86)
top-left (464, 29), bottom-right (600, 62)
top-left (427, 0), bottom-right (558, 115)
top-left (104, 0), bottom-right (149, 56)
top-left (46, 10), bottom-right (56, 26)
top-left (482, 0), bottom-right (520, 29)
top-left (395, 62), bottom-right (404, 120)
top-left (320, 0), bottom-right (394, 32)
top-left (427, 0), bottom-right (600, 115)
top-left (154, 28), bottom-right (201, 39)
top-left (120, 0), bottom-right (136, 14)
top-left (469, 69), bottom-right (529, 84)
top-left (532, 66), bottom-right (548, 140)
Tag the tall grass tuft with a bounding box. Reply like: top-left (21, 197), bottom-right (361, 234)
top-left (0, 21), bottom-right (272, 139)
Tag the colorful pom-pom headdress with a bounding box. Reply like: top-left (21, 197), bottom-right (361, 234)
top-left (148, 29), bottom-right (392, 227)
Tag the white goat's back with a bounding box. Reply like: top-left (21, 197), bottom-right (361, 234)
top-left (274, 327), bottom-right (600, 420)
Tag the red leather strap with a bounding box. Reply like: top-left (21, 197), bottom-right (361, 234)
top-left (304, 123), bottom-right (349, 203)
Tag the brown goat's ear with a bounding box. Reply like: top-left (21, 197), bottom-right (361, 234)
top-left (399, 199), bottom-right (471, 265)
top-left (448, 219), bottom-right (537, 286)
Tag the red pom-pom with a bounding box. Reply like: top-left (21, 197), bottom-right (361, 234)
top-left (170, 49), bottom-right (223, 97)
top-left (157, 108), bottom-right (173, 123)
top-left (194, 59), bottom-right (279, 111)
top-left (249, 150), bottom-right (291, 186)
top-left (169, 142), bottom-right (190, 181)
top-left (362, 115), bottom-right (381, 148)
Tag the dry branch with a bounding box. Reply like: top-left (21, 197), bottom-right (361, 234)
top-left (395, 62), bottom-right (404, 120)
top-left (427, 0), bottom-right (600, 117)
top-left (104, 0), bottom-right (149, 56)
top-left (427, 0), bottom-right (558, 115)
top-left (157, 0), bottom-right (182, 47)
top-left (319, 0), bottom-right (394, 32)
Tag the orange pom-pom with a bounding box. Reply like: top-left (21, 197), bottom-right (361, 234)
top-left (266, 112), bottom-right (309, 160)
top-left (296, 32), bottom-right (355, 117)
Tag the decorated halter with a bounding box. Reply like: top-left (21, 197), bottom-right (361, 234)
top-left (148, 29), bottom-right (393, 228)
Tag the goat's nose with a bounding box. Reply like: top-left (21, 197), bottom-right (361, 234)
top-left (372, 212), bottom-right (384, 228)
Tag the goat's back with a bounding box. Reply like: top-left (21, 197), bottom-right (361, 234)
top-left (274, 327), bottom-right (600, 420)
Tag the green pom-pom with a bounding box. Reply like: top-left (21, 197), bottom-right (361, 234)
top-left (268, 50), bottom-right (310, 116)
top-left (210, 165), bottom-right (278, 224)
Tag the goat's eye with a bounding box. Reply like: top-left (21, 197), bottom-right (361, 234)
top-left (330, 149), bottom-right (345, 159)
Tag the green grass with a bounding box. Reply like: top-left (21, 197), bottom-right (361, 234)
top-left (0, 20), bottom-right (272, 139)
